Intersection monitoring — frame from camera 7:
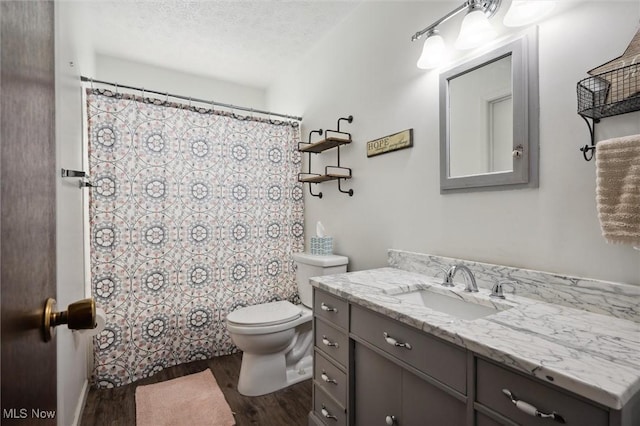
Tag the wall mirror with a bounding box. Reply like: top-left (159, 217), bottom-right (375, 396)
top-left (439, 31), bottom-right (538, 193)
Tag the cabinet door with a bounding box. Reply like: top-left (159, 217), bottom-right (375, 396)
top-left (402, 370), bottom-right (466, 426)
top-left (354, 343), bottom-right (401, 426)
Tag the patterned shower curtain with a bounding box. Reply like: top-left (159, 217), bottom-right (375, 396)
top-left (86, 89), bottom-right (304, 388)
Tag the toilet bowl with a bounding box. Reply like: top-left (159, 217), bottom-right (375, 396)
top-left (226, 253), bottom-right (348, 396)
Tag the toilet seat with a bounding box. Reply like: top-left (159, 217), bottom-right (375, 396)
top-left (227, 301), bottom-right (302, 327)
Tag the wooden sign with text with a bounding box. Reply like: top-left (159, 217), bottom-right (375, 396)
top-left (366, 129), bottom-right (413, 157)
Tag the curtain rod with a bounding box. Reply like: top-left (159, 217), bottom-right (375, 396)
top-left (80, 76), bottom-right (303, 122)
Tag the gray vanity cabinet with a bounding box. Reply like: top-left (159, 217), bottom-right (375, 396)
top-left (310, 288), bottom-right (640, 426)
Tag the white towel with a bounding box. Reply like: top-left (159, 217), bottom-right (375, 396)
top-left (595, 134), bottom-right (640, 245)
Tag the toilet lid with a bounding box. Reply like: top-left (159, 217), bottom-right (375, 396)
top-left (226, 301), bottom-right (302, 327)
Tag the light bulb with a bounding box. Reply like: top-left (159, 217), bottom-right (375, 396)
top-left (455, 9), bottom-right (497, 50)
top-left (504, 1), bottom-right (556, 27)
top-left (417, 33), bottom-right (447, 69)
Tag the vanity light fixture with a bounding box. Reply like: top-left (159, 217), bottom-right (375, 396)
top-left (412, 0), bottom-right (501, 69)
top-left (413, 0), bottom-right (555, 69)
top-left (416, 30), bottom-right (448, 69)
top-left (455, 2), bottom-right (499, 49)
top-left (503, 0), bottom-right (556, 27)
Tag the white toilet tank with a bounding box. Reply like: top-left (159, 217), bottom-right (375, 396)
top-left (292, 253), bottom-right (348, 308)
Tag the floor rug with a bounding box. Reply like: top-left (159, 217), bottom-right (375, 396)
top-left (135, 369), bottom-right (235, 426)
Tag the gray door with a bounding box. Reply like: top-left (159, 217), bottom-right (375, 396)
top-left (1, 1), bottom-right (57, 424)
top-left (354, 343), bottom-right (401, 426)
top-left (402, 368), bottom-right (466, 425)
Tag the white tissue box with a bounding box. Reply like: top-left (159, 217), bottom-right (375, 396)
top-left (310, 237), bottom-right (333, 255)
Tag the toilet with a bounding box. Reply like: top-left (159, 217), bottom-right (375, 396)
top-left (226, 252), bottom-right (348, 396)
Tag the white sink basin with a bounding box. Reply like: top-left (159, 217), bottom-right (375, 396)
top-left (394, 290), bottom-right (504, 320)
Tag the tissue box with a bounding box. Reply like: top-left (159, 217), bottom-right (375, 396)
top-left (310, 237), bottom-right (333, 255)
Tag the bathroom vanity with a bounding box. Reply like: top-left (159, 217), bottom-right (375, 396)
top-left (308, 250), bottom-right (640, 426)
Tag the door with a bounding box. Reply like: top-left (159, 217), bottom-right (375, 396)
top-left (354, 343), bottom-right (402, 426)
top-left (402, 368), bottom-right (466, 426)
top-left (1, 1), bottom-right (57, 424)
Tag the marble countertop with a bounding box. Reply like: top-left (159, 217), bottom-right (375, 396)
top-left (310, 267), bottom-right (640, 410)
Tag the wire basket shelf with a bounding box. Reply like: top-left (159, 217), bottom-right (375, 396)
top-left (577, 62), bottom-right (640, 120)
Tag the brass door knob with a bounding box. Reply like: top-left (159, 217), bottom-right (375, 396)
top-left (42, 298), bottom-right (96, 342)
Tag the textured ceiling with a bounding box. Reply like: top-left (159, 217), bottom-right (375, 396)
top-left (76, 0), bottom-right (362, 88)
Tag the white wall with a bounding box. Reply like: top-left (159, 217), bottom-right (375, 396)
top-left (54, 2), bottom-right (95, 425)
top-left (94, 54), bottom-right (266, 109)
top-left (267, 1), bottom-right (640, 286)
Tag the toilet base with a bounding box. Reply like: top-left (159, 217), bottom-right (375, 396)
top-left (237, 352), bottom-right (312, 396)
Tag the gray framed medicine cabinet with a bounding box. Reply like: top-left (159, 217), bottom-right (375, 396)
top-left (439, 30), bottom-right (539, 193)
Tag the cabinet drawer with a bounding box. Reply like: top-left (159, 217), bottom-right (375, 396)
top-left (314, 290), bottom-right (348, 330)
top-left (315, 319), bottom-right (349, 367)
top-left (314, 385), bottom-right (347, 426)
top-left (314, 350), bottom-right (347, 406)
top-left (476, 358), bottom-right (609, 426)
top-left (351, 305), bottom-right (466, 393)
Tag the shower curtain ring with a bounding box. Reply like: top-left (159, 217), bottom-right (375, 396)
top-left (165, 92), bottom-right (169, 103)
top-left (115, 82), bottom-right (119, 95)
top-left (141, 87), bottom-right (145, 99)
top-left (90, 78), bottom-right (94, 89)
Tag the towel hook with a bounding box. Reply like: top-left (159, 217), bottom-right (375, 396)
top-left (579, 115), bottom-right (598, 161)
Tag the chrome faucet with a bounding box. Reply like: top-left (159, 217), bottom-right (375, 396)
top-left (442, 264), bottom-right (478, 292)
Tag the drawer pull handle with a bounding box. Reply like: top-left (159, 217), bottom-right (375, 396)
top-left (385, 415), bottom-right (397, 425)
top-left (502, 389), bottom-right (565, 424)
top-left (321, 405), bottom-right (338, 421)
top-left (383, 332), bottom-right (412, 350)
top-left (322, 335), bottom-right (339, 348)
top-left (321, 371), bottom-right (337, 384)
top-left (321, 302), bottom-right (337, 313)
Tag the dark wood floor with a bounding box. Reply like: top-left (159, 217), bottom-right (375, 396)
top-left (81, 353), bottom-right (311, 426)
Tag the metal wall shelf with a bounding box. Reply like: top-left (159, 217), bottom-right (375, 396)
top-left (297, 116), bottom-right (354, 198)
top-left (576, 62), bottom-right (640, 161)
top-left (298, 137), bottom-right (352, 153)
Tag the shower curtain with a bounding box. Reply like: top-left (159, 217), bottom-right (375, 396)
top-left (86, 89), bottom-right (304, 388)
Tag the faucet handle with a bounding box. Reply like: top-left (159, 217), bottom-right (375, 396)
top-left (441, 266), bottom-right (454, 287)
top-left (491, 280), bottom-right (517, 299)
